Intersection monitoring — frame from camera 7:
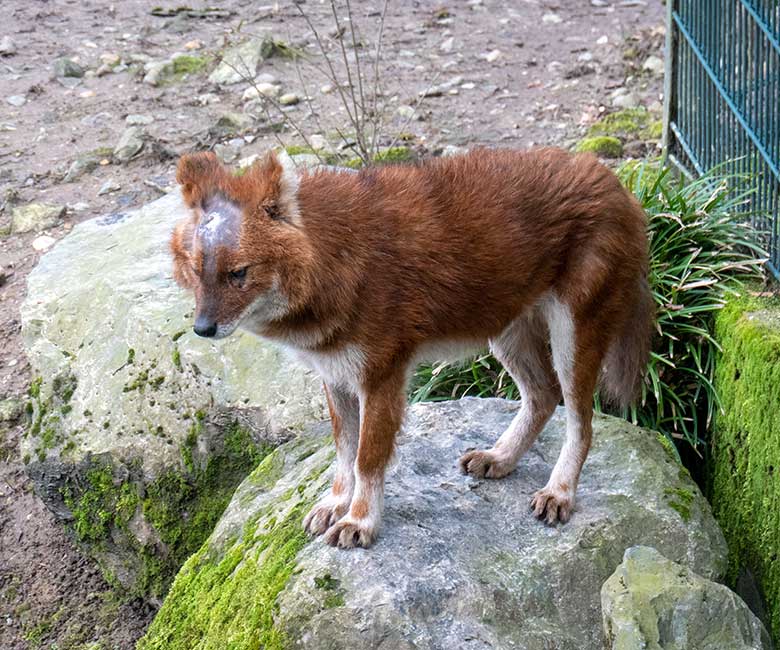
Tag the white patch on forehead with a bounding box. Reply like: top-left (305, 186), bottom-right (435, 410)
top-left (197, 203), bottom-right (239, 248)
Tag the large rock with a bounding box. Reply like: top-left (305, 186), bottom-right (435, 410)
top-left (602, 546), bottom-right (770, 649)
top-left (21, 190), bottom-right (326, 601)
top-left (139, 399), bottom-right (727, 649)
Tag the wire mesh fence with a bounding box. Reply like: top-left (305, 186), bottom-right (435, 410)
top-left (664, 0), bottom-right (780, 279)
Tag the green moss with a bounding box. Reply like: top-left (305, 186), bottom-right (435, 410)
top-left (138, 423), bottom-right (273, 599)
top-left (373, 146), bottom-right (412, 164)
top-left (29, 376), bottom-right (42, 399)
top-left (710, 289), bottom-right (780, 642)
top-left (656, 432), bottom-right (681, 463)
top-left (663, 486), bottom-right (694, 522)
top-left (314, 573), bottom-right (345, 608)
top-left (171, 55), bottom-right (208, 76)
top-left (586, 107), bottom-right (662, 142)
top-left (172, 346), bottom-right (182, 371)
top-left (127, 348), bottom-right (136, 364)
top-left (62, 464), bottom-right (139, 543)
top-left (138, 498), bottom-right (312, 650)
top-left (575, 136), bottom-right (623, 158)
top-left (123, 369), bottom-right (149, 393)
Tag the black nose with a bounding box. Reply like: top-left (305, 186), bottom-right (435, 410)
top-left (193, 316), bottom-right (217, 338)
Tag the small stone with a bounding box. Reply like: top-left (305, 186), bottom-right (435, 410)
top-left (196, 93), bottom-right (220, 106)
top-left (113, 126), bottom-right (144, 162)
top-left (0, 36), bottom-right (16, 56)
top-left (32, 235), bottom-right (57, 252)
top-left (591, 0), bottom-right (609, 6)
top-left (11, 203), bottom-right (65, 234)
top-left (238, 154), bottom-right (260, 169)
top-left (125, 114), bottom-right (154, 126)
top-left (308, 134), bottom-right (328, 151)
top-left (278, 93), bottom-right (300, 106)
top-left (0, 398), bottom-right (23, 422)
top-left (642, 55), bottom-right (665, 76)
top-left (612, 90), bottom-right (640, 109)
top-left (6, 95), bottom-right (25, 107)
top-left (79, 90), bottom-right (96, 99)
top-left (143, 60), bottom-right (175, 86)
top-left (542, 13), bottom-right (563, 23)
top-left (242, 83), bottom-right (279, 101)
top-left (440, 37), bottom-right (455, 52)
top-left (209, 36), bottom-right (275, 85)
top-left (597, 35), bottom-right (609, 45)
top-left (397, 105), bottom-right (415, 119)
top-left (184, 40), bottom-right (203, 50)
top-left (214, 112), bottom-right (254, 134)
top-left (99, 52), bottom-right (121, 66)
top-left (214, 143), bottom-right (241, 163)
top-left (484, 49), bottom-right (501, 62)
top-left (578, 51), bottom-right (593, 62)
top-left (441, 144), bottom-right (465, 157)
top-left (320, 83), bottom-right (334, 94)
top-left (98, 180), bottom-right (121, 196)
top-left (254, 73), bottom-right (279, 85)
top-left (52, 57), bottom-right (85, 78)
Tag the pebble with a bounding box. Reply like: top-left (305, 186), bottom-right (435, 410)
top-left (196, 93), bottom-right (220, 106)
top-left (98, 180), bottom-right (121, 196)
top-left (0, 36), bottom-right (16, 56)
top-left (440, 37), bottom-right (455, 52)
top-left (308, 134), bottom-right (328, 151)
top-left (99, 52), bottom-right (121, 66)
top-left (484, 49), bottom-right (502, 63)
top-left (320, 83), bottom-right (334, 94)
top-left (125, 114), bottom-right (154, 125)
top-left (578, 51), bottom-right (593, 62)
top-left (278, 93), bottom-right (300, 106)
top-left (6, 95), bottom-right (25, 107)
top-left (11, 203), bottom-right (65, 234)
top-left (214, 143), bottom-right (240, 163)
top-left (597, 35), bottom-right (609, 45)
top-left (397, 105), bottom-right (415, 119)
top-left (32, 235), bottom-right (57, 252)
top-left (242, 83), bottom-right (279, 101)
top-left (79, 90), bottom-right (96, 99)
top-left (643, 55), bottom-right (665, 76)
top-left (254, 73), bottom-right (279, 85)
top-left (53, 57), bottom-right (85, 78)
top-left (184, 40), bottom-right (203, 50)
top-left (611, 87), bottom-right (640, 109)
top-left (542, 13), bottom-right (563, 24)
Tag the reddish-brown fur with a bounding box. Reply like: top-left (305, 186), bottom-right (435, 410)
top-left (171, 147), bottom-right (653, 548)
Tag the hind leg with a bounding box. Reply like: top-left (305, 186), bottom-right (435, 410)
top-left (460, 309), bottom-right (560, 479)
top-left (531, 295), bottom-right (606, 524)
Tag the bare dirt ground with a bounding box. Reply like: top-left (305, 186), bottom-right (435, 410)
top-left (0, 1), bottom-right (664, 648)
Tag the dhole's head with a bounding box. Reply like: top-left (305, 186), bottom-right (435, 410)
top-left (171, 151), bottom-right (308, 339)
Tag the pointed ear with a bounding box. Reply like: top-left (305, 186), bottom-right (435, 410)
top-left (176, 152), bottom-right (226, 209)
top-left (243, 151), bottom-right (301, 226)
top-left (170, 218), bottom-right (196, 288)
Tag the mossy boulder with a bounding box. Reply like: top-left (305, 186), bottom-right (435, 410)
top-left (602, 546), bottom-right (770, 649)
top-left (140, 398), bottom-right (727, 649)
top-left (711, 290), bottom-right (780, 641)
top-left (586, 107), bottom-right (663, 142)
top-left (21, 190), bottom-right (326, 601)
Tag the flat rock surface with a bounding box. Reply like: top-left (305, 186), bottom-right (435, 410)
top-left (141, 398), bottom-right (727, 650)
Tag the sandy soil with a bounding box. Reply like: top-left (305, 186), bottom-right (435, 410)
top-left (0, 1), bottom-right (665, 647)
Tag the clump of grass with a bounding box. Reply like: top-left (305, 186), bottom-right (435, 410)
top-left (410, 162), bottom-right (766, 452)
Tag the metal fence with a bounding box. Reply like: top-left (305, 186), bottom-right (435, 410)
top-left (664, 0), bottom-right (780, 279)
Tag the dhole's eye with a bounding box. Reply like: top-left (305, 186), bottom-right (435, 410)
top-left (228, 267), bottom-right (248, 287)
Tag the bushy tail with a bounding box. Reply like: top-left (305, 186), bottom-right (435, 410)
top-left (600, 275), bottom-right (654, 410)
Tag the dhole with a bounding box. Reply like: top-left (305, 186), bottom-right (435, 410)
top-left (171, 147), bottom-right (652, 549)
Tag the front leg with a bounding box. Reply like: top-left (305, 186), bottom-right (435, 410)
top-left (303, 384), bottom-right (359, 535)
top-left (324, 370), bottom-right (406, 549)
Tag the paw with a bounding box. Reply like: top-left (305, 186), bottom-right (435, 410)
top-left (530, 486), bottom-right (574, 525)
top-left (459, 448), bottom-right (514, 479)
top-left (303, 498), bottom-right (349, 536)
top-left (323, 518), bottom-right (377, 549)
